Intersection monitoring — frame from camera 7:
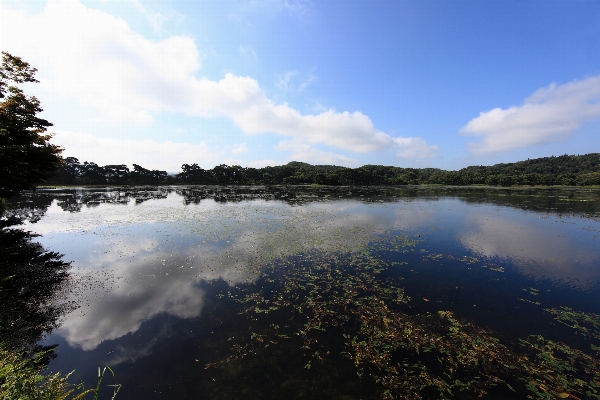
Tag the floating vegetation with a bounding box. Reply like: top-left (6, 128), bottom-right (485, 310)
top-left (523, 287), bottom-right (540, 296)
top-left (5, 186), bottom-right (600, 399)
top-left (518, 298), bottom-right (542, 306)
top-left (209, 236), bottom-right (600, 399)
top-left (547, 307), bottom-right (600, 343)
top-left (519, 335), bottom-right (600, 399)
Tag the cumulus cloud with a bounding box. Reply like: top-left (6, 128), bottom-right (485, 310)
top-left (461, 75), bottom-right (600, 153)
top-left (393, 137), bottom-right (439, 160)
top-left (3, 0), bottom-right (437, 160)
top-left (277, 140), bottom-right (359, 165)
top-left (130, 0), bottom-right (171, 35)
top-left (246, 159), bottom-right (283, 168)
top-left (3, 0), bottom-right (200, 124)
top-left (52, 130), bottom-right (219, 171)
top-left (231, 143), bottom-right (249, 154)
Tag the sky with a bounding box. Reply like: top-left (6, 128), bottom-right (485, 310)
top-left (2, 0), bottom-right (600, 172)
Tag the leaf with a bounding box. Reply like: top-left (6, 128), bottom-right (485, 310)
top-left (557, 393), bottom-right (570, 398)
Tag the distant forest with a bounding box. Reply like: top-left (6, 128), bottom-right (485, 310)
top-left (46, 153), bottom-right (600, 187)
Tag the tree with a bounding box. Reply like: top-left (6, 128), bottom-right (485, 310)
top-left (80, 161), bottom-right (106, 184)
top-left (103, 164), bottom-right (130, 184)
top-left (130, 164), bottom-right (167, 184)
top-left (47, 156), bottom-right (81, 184)
top-left (178, 163), bottom-right (211, 184)
top-left (0, 52), bottom-right (63, 199)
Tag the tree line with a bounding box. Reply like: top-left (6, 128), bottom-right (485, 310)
top-left (1, 47), bottom-right (599, 197)
top-left (46, 153), bottom-right (600, 187)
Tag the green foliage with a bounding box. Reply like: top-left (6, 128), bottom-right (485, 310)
top-left (87, 367), bottom-right (121, 400)
top-left (577, 172), bottom-right (600, 186)
top-left (46, 153), bottom-right (600, 187)
top-left (0, 52), bottom-right (63, 198)
top-left (130, 164), bottom-right (167, 184)
top-left (0, 346), bottom-right (79, 400)
top-left (0, 347), bottom-right (121, 400)
top-left (0, 52), bottom-right (39, 98)
top-left (451, 154), bottom-right (600, 187)
top-left (519, 335), bottom-right (600, 399)
top-left (546, 307), bottom-right (600, 341)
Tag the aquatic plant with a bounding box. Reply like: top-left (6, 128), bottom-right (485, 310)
top-left (518, 307), bottom-right (600, 399)
top-left (0, 347), bottom-right (121, 400)
top-left (209, 236), bottom-right (600, 399)
top-left (1, 346), bottom-right (75, 400)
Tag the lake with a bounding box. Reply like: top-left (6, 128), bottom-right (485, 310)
top-left (5, 186), bottom-right (600, 399)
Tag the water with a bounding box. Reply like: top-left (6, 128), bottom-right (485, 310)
top-left (5, 186), bottom-right (600, 399)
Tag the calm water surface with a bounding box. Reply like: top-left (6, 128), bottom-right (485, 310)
top-left (6, 186), bottom-right (600, 399)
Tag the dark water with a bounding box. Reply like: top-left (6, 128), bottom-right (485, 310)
top-left (5, 186), bottom-right (600, 399)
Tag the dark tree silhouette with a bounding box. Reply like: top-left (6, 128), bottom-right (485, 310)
top-left (0, 52), bottom-right (63, 199)
top-left (0, 219), bottom-right (72, 351)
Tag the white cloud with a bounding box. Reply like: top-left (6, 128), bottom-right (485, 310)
top-left (393, 137), bottom-right (439, 160)
top-left (222, 158), bottom-right (243, 166)
top-left (3, 0), bottom-right (201, 124)
top-left (298, 72), bottom-right (316, 91)
top-left (52, 130), bottom-right (219, 171)
top-left (3, 0), bottom-right (438, 160)
top-left (239, 45), bottom-right (257, 60)
top-left (246, 159), bottom-right (283, 168)
top-left (461, 75), bottom-right (600, 153)
top-left (131, 0), bottom-right (167, 34)
top-left (276, 70), bottom-right (299, 90)
top-left (276, 69), bottom-right (316, 92)
top-left (277, 140), bottom-right (359, 166)
top-left (232, 143), bottom-right (249, 154)
top-left (284, 0), bottom-right (314, 20)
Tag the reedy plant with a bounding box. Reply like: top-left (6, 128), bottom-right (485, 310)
top-left (0, 346), bottom-right (121, 400)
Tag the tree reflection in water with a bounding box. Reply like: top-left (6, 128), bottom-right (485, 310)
top-left (0, 217), bottom-right (72, 354)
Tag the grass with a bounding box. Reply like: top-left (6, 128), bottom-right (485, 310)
top-left (0, 346), bottom-right (121, 400)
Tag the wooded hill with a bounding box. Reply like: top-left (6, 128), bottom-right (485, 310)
top-left (46, 153), bottom-right (600, 187)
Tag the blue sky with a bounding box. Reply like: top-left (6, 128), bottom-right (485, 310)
top-left (2, 0), bottom-right (600, 172)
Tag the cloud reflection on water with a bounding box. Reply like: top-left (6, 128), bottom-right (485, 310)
top-left (458, 213), bottom-right (599, 288)
top-left (28, 191), bottom-right (600, 363)
top-left (48, 198), bottom-right (424, 354)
